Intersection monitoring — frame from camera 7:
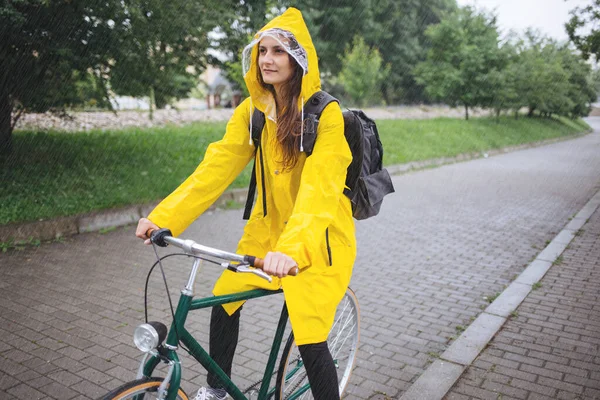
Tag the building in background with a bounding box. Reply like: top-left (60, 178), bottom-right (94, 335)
top-left (202, 66), bottom-right (242, 109)
top-left (110, 65), bottom-right (239, 111)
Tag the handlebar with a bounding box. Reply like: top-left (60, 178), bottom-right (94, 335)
top-left (147, 228), bottom-right (299, 279)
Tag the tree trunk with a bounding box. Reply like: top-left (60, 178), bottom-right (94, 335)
top-left (0, 94), bottom-right (12, 155)
top-left (527, 107), bottom-right (535, 117)
top-left (465, 104), bottom-right (469, 120)
top-left (149, 86), bottom-right (155, 121)
top-left (496, 108), bottom-right (500, 123)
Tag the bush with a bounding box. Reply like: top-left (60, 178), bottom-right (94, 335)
top-left (338, 36), bottom-right (389, 107)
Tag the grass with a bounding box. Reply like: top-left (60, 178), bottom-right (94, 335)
top-left (1, 122), bottom-right (252, 225)
top-left (377, 115), bottom-right (589, 165)
top-left (553, 255), bottom-right (564, 266)
top-left (0, 115), bottom-right (590, 225)
top-left (484, 292), bottom-right (501, 303)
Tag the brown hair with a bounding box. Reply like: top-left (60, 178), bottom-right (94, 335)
top-left (257, 50), bottom-right (304, 170)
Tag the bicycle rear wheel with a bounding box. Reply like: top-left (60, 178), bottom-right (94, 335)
top-left (275, 288), bottom-right (360, 399)
top-left (98, 377), bottom-right (189, 400)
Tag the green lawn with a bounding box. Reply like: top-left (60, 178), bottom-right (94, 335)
top-left (377, 116), bottom-right (590, 165)
top-left (0, 116), bottom-right (590, 225)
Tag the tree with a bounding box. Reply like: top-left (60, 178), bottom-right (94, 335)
top-left (487, 41), bottom-right (521, 119)
top-left (222, 61), bottom-right (250, 98)
top-left (591, 67), bottom-right (600, 96)
top-left (0, 0), bottom-right (227, 153)
top-left (108, 0), bottom-right (227, 110)
top-left (368, 0), bottom-right (458, 104)
top-left (0, 0), bottom-right (124, 153)
top-left (414, 7), bottom-right (505, 119)
top-left (282, 0), bottom-right (457, 103)
top-left (513, 33), bottom-right (572, 118)
top-left (566, 1), bottom-right (600, 60)
top-left (489, 31), bottom-right (594, 120)
top-left (338, 36), bottom-right (390, 107)
top-left (208, 1), bottom-right (271, 96)
top-left (558, 46), bottom-right (597, 118)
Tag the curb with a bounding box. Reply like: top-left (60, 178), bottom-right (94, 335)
top-left (399, 188), bottom-right (600, 400)
top-left (0, 130), bottom-right (592, 245)
top-left (0, 189), bottom-right (249, 244)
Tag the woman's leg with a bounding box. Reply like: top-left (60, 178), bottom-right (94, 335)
top-left (207, 305), bottom-right (242, 389)
top-left (209, 265), bottom-right (279, 390)
top-left (298, 341), bottom-right (340, 400)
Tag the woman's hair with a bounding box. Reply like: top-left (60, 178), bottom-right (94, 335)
top-left (256, 46), bottom-right (304, 170)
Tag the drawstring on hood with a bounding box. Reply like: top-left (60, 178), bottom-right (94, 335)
top-left (300, 96), bottom-right (304, 152)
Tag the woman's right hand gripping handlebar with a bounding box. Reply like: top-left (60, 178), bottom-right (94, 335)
top-left (135, 217), bottom-right (160, 245)
top-left (260, 252), bottom-right (299, 278)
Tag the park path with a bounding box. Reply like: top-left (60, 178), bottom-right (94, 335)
top-left (0, 119), bottom-right (599, 399)
top-left (445, 192), bottom-right (600, 400)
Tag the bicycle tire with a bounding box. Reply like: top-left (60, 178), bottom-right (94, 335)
top-left (275, 288), bottom-right (360, 399)
top-left (98, 377), bottom-right (189, 400)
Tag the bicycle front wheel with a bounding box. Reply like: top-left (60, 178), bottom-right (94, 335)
top-left (98, 377), bottom-right (189, 400)
top-left (275, 288), bottom-right (360, 399)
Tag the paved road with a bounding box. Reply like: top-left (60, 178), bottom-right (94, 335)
top-left (445, 201), bottom-right (600, 400)
top-left (1, 119), bottom-right (599, 399)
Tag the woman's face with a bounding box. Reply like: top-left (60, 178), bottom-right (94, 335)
top-left (258, 36), bottom-right (294, 89)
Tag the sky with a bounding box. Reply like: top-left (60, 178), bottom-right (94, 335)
top-left (456, 0), bottom-right (592, 42)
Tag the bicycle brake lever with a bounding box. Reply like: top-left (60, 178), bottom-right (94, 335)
top-left (229, 264), bottom-right (272, 283)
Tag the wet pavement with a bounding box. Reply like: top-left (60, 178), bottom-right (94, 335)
top-left (1, 119), bottom-right (599, 399)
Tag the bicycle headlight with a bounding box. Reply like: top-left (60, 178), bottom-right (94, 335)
top-left (133, 322), bottom-right (167, 352)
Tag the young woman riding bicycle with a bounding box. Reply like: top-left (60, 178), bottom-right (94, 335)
top-left (136, 8), bottom-right (356, 400)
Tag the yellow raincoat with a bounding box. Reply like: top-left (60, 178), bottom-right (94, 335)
top-left (147, 8), bottom-right (356, 345)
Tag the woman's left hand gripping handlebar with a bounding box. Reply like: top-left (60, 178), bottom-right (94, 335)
top-left (135, 217), bottom-right (160, 245)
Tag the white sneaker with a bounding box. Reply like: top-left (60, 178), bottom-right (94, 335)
top-left (193, 387), bottom-right (230, 400)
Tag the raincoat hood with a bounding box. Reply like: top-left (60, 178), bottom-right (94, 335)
top-left (242, 8), bottom-right (320, 118)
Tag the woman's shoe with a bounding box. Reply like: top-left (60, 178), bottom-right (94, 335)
top-left (193, 387), bottom-right (230, 400)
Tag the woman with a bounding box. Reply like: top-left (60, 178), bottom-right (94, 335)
top-left (136, 8), bottom-right (356, 400)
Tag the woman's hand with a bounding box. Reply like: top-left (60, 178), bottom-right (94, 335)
top-left (135, 218), bottom-right (160, 245)
top-left (262, 251), bottom-right (298, 278)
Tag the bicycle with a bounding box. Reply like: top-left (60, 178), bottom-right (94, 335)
top-left (99, 228), bottom-right (360, 400)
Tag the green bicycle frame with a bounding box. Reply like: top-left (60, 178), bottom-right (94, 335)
top-left (142, 288), bottom-right (288, 400)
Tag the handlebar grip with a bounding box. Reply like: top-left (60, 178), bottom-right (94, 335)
top-left (149, 228), bottom-right (172, 247)
top-left (246, 256), bottom-right (298, 276)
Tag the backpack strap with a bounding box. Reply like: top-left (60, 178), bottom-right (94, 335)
top-left (251, 109), bottom-right (265, 147)
top-left (305, 91), bottom-right (338, 114)
top-left (243, 109), bottom-right (267, 220)
top-left (301, 91), bottom-right (339, 156)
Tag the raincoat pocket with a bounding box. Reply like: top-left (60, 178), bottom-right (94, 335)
top-left (318, 228), bottom-right (355, 276)
top-left (320, 243), bottom-right (355, 280)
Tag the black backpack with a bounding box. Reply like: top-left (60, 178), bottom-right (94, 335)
top-left (243, 91), bottom-right (395, 221)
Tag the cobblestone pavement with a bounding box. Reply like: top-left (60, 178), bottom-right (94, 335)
top-left (1, 121), bottom-right (600, 399)
top-left (445, 206), bottom-right (600, 400)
